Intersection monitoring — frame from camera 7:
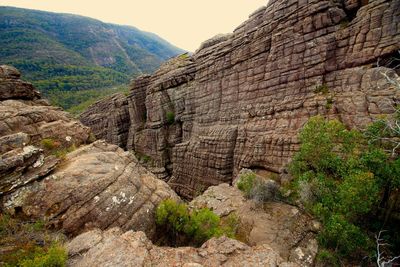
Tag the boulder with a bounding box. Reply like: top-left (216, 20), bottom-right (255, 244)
top-left (2, 141), bottom-right (179, 238)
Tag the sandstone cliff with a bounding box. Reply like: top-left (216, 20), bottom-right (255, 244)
top-left (80, 0), bottom-right (400, 199)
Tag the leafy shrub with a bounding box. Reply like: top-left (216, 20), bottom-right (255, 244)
top-left (41, 138), bottom-right (59, 150)
top-left (19, 244), bottom-right (67, 267)
top-left (288, 116), bottom-right (384, 257)
top-left (155, 199), bottom-right (235, 246)
top-left (316, 249), bottom-right (340, 267)
top-left (237, 172), bottom-right (256, 198)
top-left (166, 111), bottom-right (175, 125)
top-left (0, 213), bottom-right (67, 267)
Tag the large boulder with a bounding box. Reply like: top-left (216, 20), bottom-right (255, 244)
top-left (2, 141), bottom-right (179, 238)
top-left (67, 227), bottom-right (299, 267)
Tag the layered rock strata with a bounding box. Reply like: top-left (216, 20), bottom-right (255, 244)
top-left (0, 65), bottom-right (91, 195)
top-left (2, 141), bottom-right (179, 237)
top-left (80, 0), bottom-right (400, 198)
top-left (0, 66), bottom-right (179, 238)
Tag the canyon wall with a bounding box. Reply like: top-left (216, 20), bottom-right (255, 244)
top-left (80, 0), bottom-right (400, 199)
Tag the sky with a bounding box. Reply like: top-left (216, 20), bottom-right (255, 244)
top-left (0, 0), bottom-right (267, 52)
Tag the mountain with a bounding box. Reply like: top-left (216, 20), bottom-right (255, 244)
top-left (0, 6), bottom-right (185, 111)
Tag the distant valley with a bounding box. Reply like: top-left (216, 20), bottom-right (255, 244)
top-left (0, 6), bottom-right (184, 113)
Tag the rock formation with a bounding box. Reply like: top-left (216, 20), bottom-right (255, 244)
top-left (67, 227), bottom-right (300, 266)
top-left (0, 65), bottom-right (91, 195)
top-left (0, 66), bottom-right (179, 238)
top-left (80, 0), bottom-right (400, 199)
top-left (190, 183), bottom-right (319, 266)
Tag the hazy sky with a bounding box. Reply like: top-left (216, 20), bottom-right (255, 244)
top-left (1, 0), bottom-right (267, 51)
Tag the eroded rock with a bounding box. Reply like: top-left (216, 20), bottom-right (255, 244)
top-left (2, 141), bottom-right (179, 238)
top-left (67, 227), bottom-right (299, 267)
top-left (0, 65), bottom-right (91, 196)
top-left (190, 183), bottom-right (318, 266)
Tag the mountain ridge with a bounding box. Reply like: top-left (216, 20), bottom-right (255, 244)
top-left (0, 6), bottom-right (185, 111)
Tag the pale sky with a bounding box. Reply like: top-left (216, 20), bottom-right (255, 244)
top-left (0, 0), bottom-right (267, 52)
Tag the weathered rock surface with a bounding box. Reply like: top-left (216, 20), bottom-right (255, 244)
top-left (0, 67), bottom-right (179, 239)
top-left (2, 140), bottom-right (179, 237)
top-left (67, 227), bottom-right (299, 267)
top-left (79, 93), bottom-right (130, 150)
top-left (190, 183), bottom-right (319, 266)
top-left (80, 0), bottom-right (400, 199)
top-left (0, 65), bottom-right (91, 195)
top-left (0, 65), bottom-right (40, 100)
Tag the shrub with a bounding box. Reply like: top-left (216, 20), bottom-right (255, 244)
top-left (155, 199), bottom-right (235, 246)
top-left (316, 249), bottom-right (340, 267)
top-left (19, 244), bottom-right (67, 267)
top-left (166, 111), bottom-right (175, 125)
top-left (237, 172), bottom-right (256, 198)
top-left (288, 116), bottom-right (384, 257)
top-left (52, 144), bottom-right (76, 159)
top-left (314, 83), bottom-right (329, 94)
top-left (41, 138), bottom-right (59, 150)
top-left (185, 208), bottom-right (222, 244)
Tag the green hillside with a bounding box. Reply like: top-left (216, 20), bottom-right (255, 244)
top-left (0, 6), bottom-right (184, 112)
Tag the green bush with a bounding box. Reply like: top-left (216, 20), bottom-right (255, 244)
top-left (288, 116), bottom-right (386, 257)
top-left (237, 172), bottom-right (256, 198)
top-left (41, 138), bottom-right (59, 150)
top-left (166, 111), bottom-right (175, 125)
top-left (19, 244), bottom-right (67, 267)
top-left (155, 199), bottom-right (235, 246)
top-left (316, 249), bottom-right (340, 267)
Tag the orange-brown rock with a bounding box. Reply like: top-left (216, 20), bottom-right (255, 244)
top-left (80, 0), bottom-right (400, 199)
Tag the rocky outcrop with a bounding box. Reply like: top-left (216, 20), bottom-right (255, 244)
top-left (0, 65), bottom-right (91, 195)
top-left (190, 183), bottom-right (319, 266)
top-left (0, 65), bottom-right (40, 100)
top-left (0, 67), bottom-right (179, 239)
top-left (2, 140), bottom-right (179, 237)
top-left (67, 227), bottom-right (300, 267)
top-left (80, 0), bottom-right (400, 199)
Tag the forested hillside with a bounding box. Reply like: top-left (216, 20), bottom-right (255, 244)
top-left (0, 6), bottom-right (184, 112)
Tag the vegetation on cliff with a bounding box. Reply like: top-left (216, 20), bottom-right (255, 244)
top-left (0, 215), bottom-right (67, 267)
top-left (155, 199), bottom-right (237, 247)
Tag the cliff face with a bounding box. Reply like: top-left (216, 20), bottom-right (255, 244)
top-left (80, 0), bottom-right (400, 199)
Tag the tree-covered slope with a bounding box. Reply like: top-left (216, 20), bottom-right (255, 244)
top-left (0, 6), bottom-right (184, 111)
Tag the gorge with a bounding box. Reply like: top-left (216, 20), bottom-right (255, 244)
top-left (80, 0), bottom-right (400, 199)
top-left (1, 0), bottom-right (400, 266)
